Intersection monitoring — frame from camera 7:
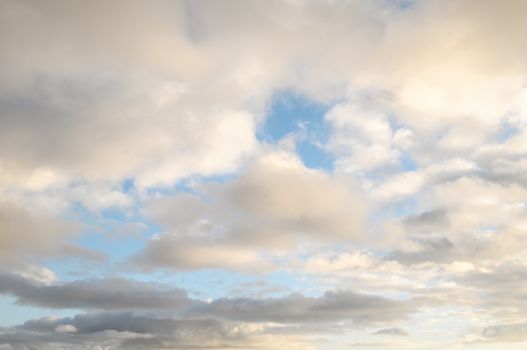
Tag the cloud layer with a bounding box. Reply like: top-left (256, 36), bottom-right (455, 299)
top-left (2, 0), bottom-right (527, 349)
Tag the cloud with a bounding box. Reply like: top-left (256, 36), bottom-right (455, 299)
top-left (2, 0), bottom-right (527, 193)
top-left (372, 328), bottom-right (408, 336)
top-left (455, 263), bottom-right (527, 320)
top-left (189, 290), bottom-right (419, 326)
top-left (0, 271), bottom-right (190, 311)
top-left (0, 201), bottom-right (101, 266)
top-left (481, 323), bottom-right (527, 343)
top-left (388, 238), bottom-right (455, 265)
top-left (0, 0), bottom-right (261, 216)
top-left (0, 273), bottom-right (425, 349)
top-left (0, 74), bottom-right (257, 189)
top-left (1, 313), bottom-right (314, 350)
top-left (402, 209), bottom-right (449, 233)
top-left (0, 270), bottom-right (421, 329)
top-left (133, 151), bottom-right (366, 271)
top-left (379, 175), bottom-right (527, 266)
top-left (3, 1), bottom-right (527, 348)
top-left (326, 102), bottom-right (410, 174)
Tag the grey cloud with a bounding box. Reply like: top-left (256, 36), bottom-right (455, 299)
top-left (455, 263), bottom-right (527, 318)
top-left (189, 290), bottom-right (419, 326)
top-left (1, 313), bottom-right (256, 350)
top-left (402, 209), bottom-right (449, 233)
top-left (388, 238), bottom-right (454, 265)
top-left (387, 227), bottom-right (527, 265)
top-left (0, 271), bottom-right (190, 311)
top-left (459, 263), bottom-right (527, 289)
top-left (18, 313), bottom-right (226, 336)
top-left (472, 135), bottom-right (527, 188)
top-left (0, 307), bottom-right (418, 350)
top-left (372, 327), bottom-right (408, 336)
top-left (0, 201), bottom-right (101, 266)
top-left (0, 271), bottom-right (421, 327)
top-left (481, 323), bottom-right (527, 342)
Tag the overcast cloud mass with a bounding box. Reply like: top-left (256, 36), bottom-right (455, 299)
top-left (1, 1), bottom-right (527, 349)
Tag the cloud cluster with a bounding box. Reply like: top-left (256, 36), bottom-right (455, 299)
top-left (0, 201), bottom-right (101, 267)
top-left (133, 151), bottom-right (365, 271)
top-left (1, 313), bottom-right (311, 350)
top-left (0, 271), bottom-right (422, 349)
top-left (0, 271), bottom-right (418, 326)
top-left (0, 271), bottom-right (189, 311)
top-left (2, 0), bottom-right (527, 349)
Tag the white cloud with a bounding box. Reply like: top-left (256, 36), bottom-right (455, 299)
top-left (3, 0), bottom-right (527, 348)
top-left (326, 102), bottom-right (404, 174)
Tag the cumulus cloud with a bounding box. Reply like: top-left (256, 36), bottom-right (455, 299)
top-left (0, 0), bottom-right (261, 216)
top-left (0, 201), bottom-right (101, 266)
top-left (132, 151), bottom-right (366, 271)
top-left (2, 0), bottom-right (527, 192)
top-left (0, 72), bottom-right (257, 189)
top-left (326, 102), bottom-right (411, 174)
top-left (2, 0), bottom-right (527, 348)
top-left (376, 174), bottom-right (527, 267)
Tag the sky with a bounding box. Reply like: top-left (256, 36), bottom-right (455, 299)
top-left (1, 0), bottom-right (527, 349)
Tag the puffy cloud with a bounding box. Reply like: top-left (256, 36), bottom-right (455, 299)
top-left (133, 151), bottom-right (366, 271)
top-left (325, 102), bottom-right (406, 174)
top-left (0, 0), bottom-right (261, 216)
top-left (3, 0), bottom-right (527, 348)
top-left (0, 201), bottom-right (100, 266)
top-left (375, 173), bottom-right (527, 267)
top-left (0, 73), bottom-right (257, 189)
top-left (2, 0), bottom-right (527, 193)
